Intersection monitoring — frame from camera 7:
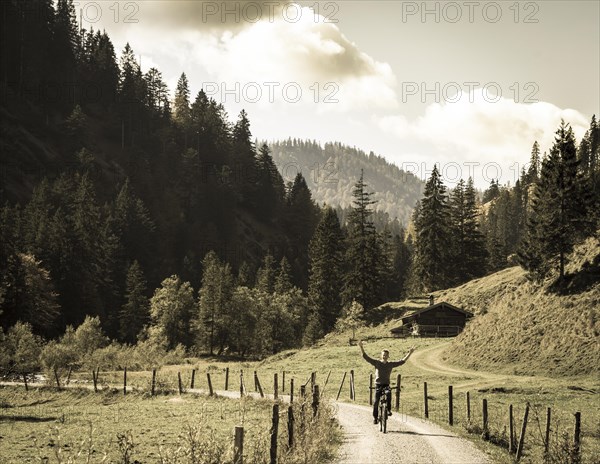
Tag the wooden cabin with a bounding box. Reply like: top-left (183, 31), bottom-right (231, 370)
top-left (390, 300), bottom-right (473, 338)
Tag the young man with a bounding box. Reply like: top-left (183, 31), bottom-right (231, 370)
top-left (359, 340), bottom-right (415, 424)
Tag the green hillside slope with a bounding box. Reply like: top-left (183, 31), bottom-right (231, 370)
top-left (436, 236), bottom-right (600, 376)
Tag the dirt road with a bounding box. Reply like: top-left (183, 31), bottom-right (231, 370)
top-left (335, 401), bottom-right (490, 464)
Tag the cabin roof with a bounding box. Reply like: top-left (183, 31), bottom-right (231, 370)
top-left (389, 302), bottom-right (473, 333)
top-left (400, 302), bottom-right (473, 321)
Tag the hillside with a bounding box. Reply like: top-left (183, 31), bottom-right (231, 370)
top-left (269, 139), bottom-right (424, 225)
top-left (435, 236), bottom-right (600, 376)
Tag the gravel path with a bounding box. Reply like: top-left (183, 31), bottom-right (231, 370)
top-left (335, 401), bottom-right (490, 464)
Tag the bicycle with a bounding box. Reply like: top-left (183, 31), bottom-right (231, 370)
top-left (370, 384), bottom-right (395, 433)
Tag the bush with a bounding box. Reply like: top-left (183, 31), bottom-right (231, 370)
top-left (1, 322), bottom-right (43, 375)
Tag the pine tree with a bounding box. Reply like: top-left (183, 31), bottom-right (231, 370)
top-left (342, 170), bottom-right (385, 309)
top-left (174, 73), bottom-right (192, 131)
top-left (306, 207), bottom-right (344, 343)
top-left (463, 178), bottom-right (488, 278)
top-left (256, 143), bottom-right (286, 220)
top-left (197, 251), bottom-right (234, 354)
top-left (275, 257), bottom-right (293, 294)
top-left (284, 173), bottom-right (320, 290)
top-left (482, 179), bottom-right (500, 203)
top-left (518, 121), bottom-right (587, 281)
top-left (119, 261), bottom-right (149, 344)
top-left (232, 110), bottom-right (258, 203)
top-left (527, 141), bottom-right (541, 184)
top-left (256, 253), bottom-right (276, 294)
top-left (412, 165), bottom-right (452, 291)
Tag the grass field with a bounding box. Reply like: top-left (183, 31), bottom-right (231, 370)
top-left (2, 336), bottom-right (598, 463)
top-left (0, 383), bottom-right (341, 464)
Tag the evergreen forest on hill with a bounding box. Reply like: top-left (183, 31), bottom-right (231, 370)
top-left (1, 1), bottom-right (598, 370)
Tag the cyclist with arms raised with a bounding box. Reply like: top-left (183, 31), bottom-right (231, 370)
top-left (359, 340), bottom-right (415, 424)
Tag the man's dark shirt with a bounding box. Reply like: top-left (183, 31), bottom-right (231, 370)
top-left (362, 352), bottom-right (405, 384)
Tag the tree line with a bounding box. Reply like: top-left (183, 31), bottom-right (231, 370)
top-left (410, 117), bottom-right (599, 292)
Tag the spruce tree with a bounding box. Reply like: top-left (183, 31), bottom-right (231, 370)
top-left (306, 207), bottom-right (344, 343)
top-left (518, 121), bottom-right (586, 280)
top-left (197, 251), bottom-right (234, 354)
top-left (174, 73), bottom-right (192, 131)
top-left (527, 141), bottom-right (541, 184)
top-left (275, 257), bottom-right (293, 294)
top-left (342, 170), bottom-right (385, 309)
top-left (412, 165), bottom-right (452, 291)
top-left (119, 261), bottom-right (149, 344)
top-left (256, 253), bottom-right (276, 294)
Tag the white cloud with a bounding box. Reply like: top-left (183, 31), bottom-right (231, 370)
top-left (377, 90), bottom-right (590, 186)
top-left (188, 6), bottom-right (397, 111)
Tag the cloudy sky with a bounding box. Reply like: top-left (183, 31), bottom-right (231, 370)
top-left (90, 0), bottom-right (599, 187)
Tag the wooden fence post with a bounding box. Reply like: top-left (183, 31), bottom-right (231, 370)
top-left (96, 368), bottom-right (100, 388)
top-left (516, 403), bottom-right (530, 462)
top-left (54, 367), bottom-right (60, 389)
top-left (336, 372), bottom-right (346, 401)
top-left (66, 367), bottom-right (72, 385)
top-left (369, 374), bottom-right (373, 405)
top-left (466, 391), bottom-right (471, 423)
top-left (290, 378), bottom-right (294, 403)
top-left (151, 369), bottom-right (156, 396)
top-left (123, 367), bottom-right (127, 395)
top-left (544, 407), bottom-right (551, 456)
top-left (234, 426), bottom-right (244, 464)
top-left (270, 403), bottom-right (279, 464)
top-left (256, 373), bottom-right (264, 398)
top-left (423, 382), bottom-right (428, 419)
top-left (23, 373), bottom-right (28, 391)
top-left (572, 411), bottom-right (581, 464)
top-left (322, 370), bottom-right (331, 397)
top-left (350, 370), bottom-right (355, 401)
top-left (225, 367), bottom-right (229, 390)
top-left (254, 371), bottom-right (258, 392)
top-left (240, 370), bottom-right (244, 397)
top-left (448, 385), bottom-right (453, 426)
top-left (92, 370), bottom-right (98, 392)
top-left (509, 404), bottom-right (515, 453)
top-left (177, 371), bottom-right (183, 395)
top-left (311, 372), bottom-right (316, 392)
top-left (482, 399), bottom-right (489, 440)
top-left (395, 374), bottom-right (401, 412)
top-left (287, 406), bottom-right (294, 449)
top-left (207, 373), bottom-right (214, 396)
top-left (282, 371), bottom-right (285, 392)
top-left (274, 373), bottom-right (279, 400)
top-left (190, 369), bottom-right (196, 389)
top-left (312, 385), bottom-right (320, 417)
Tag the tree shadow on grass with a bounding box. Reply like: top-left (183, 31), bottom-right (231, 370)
top-left (547, 253), bottom-right (600, 295)
top-left (0, 415), bottom-right (57, 422)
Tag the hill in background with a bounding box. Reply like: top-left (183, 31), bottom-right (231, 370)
top-left (436, 235), bottom-right (600, 377)
top-left (269, 139), bottom-right (424, 225)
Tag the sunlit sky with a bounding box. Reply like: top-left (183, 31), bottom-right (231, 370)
top-left (90, 0), bottom-right (599, 188)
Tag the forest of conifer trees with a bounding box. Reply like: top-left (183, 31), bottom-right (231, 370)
top-left (0, 1), bottom-right (598, 373)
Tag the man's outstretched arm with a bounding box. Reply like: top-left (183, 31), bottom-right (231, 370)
top-left (359, 340), bottom-right (377, 366)
top-left (390, 346), bottom-right (416, 367)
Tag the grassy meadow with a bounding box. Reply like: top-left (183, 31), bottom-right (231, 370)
top-left (0, 383), bottom-right (341, 464)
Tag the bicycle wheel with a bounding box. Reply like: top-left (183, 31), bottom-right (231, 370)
top-left (378, 399), bottom-right (384, 432)
top-left (381, 400), bottom-right (387, 433)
